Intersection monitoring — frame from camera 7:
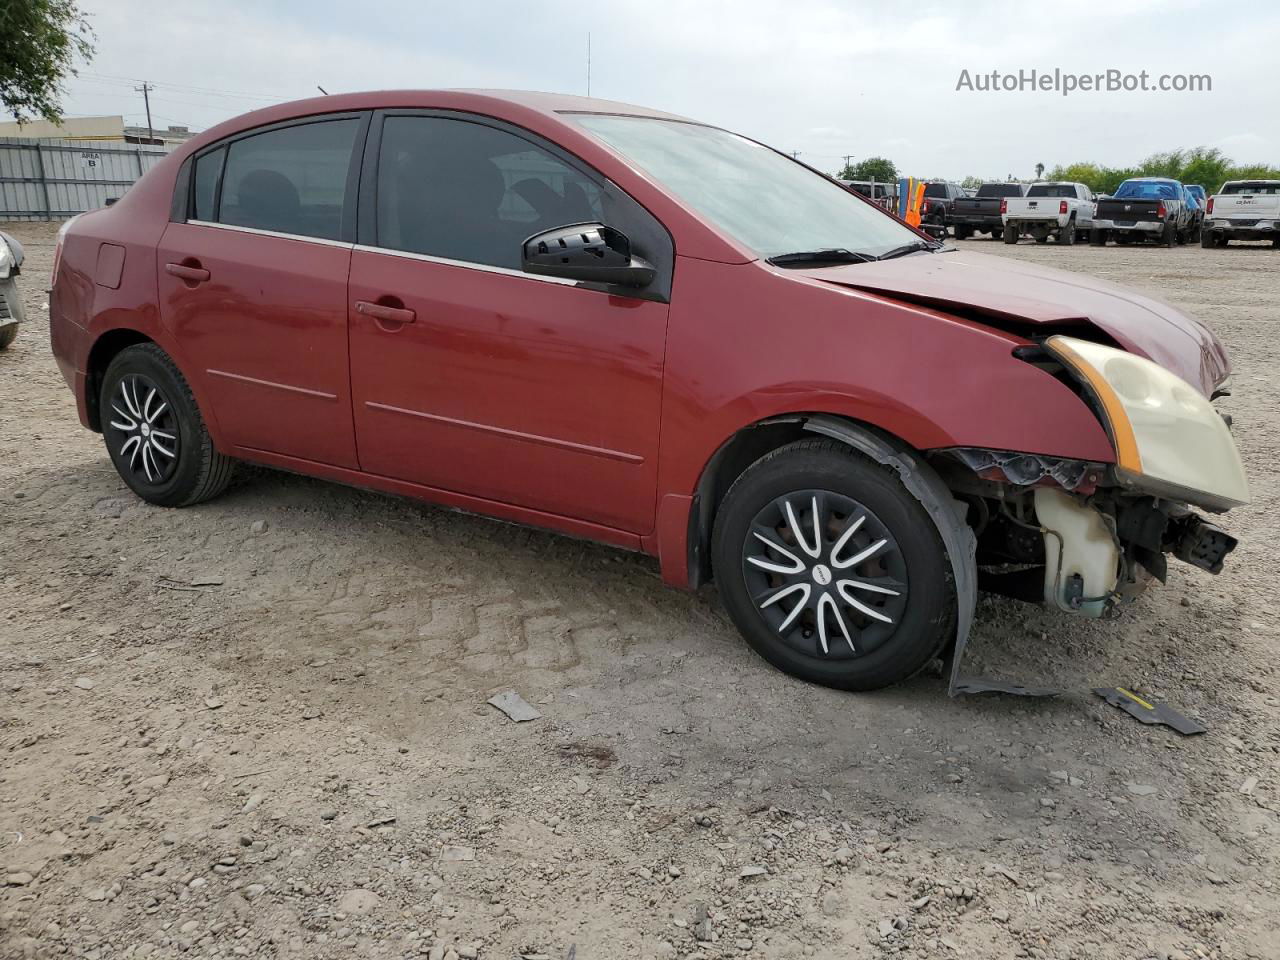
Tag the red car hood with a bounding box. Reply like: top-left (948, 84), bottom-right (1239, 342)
top-left (797, 250), bottom-right (1230, 396)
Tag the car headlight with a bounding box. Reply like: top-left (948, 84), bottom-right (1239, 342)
top-left (0, 238), bottom-right (11, 280)
top-left (1046, 335), bottom-right (1249, 511)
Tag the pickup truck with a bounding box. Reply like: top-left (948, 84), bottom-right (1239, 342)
top-left (1201, 180), bottom-right (1280, 247)
top-left (1001, 182), bottom-right (1096, 245)
top-left (950, 183), bottom-right (1027, 239)
top-left (1094, 177), bottom-right (1193, 246)
top-left (920, 181), bottom-right (965, 234)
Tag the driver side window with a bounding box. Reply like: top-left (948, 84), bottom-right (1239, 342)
top-left (375, 116), bottom-right (604, 270)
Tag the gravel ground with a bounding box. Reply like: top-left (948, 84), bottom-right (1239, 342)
top-left (1, 221), bottom-right (1277, 960)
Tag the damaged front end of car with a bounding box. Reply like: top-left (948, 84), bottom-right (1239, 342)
top-left (933, 334), bottom-right (1247, 623)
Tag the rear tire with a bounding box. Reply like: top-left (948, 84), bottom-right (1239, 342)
top-left (1115, 234), bottom-right (1131, 245)
top-left (1201, 231), bottom-right (1214, 248)
top-left (1058, 219), bottom-right (1076, 245)
top-left (1162, 223), bottom-right (1176, 247)
top-left (1002, 225), bottom-right (1018, 244)
top-left (0, 324), bottom-right (16, 351)
top-left (101, 343), bottom-right (235, 507)
top-left (1091, 228), bottom-right (1107, 246)
top-left (712, 439), bottom-right (955, 692)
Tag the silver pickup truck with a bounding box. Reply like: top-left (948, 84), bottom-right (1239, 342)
top-left (1202, 180), bottom-right (1280, 247)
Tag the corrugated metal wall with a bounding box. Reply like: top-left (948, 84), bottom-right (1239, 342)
top-left (0, 138), bottom-right (173, 221)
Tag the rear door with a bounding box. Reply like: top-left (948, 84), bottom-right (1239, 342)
top-left (157, 113), bottom-right (368, 467)
top-left (346, 111), bottom-right (673, 534)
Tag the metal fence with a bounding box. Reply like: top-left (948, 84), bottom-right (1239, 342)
top-left (0, 137), bottom-right (173, 221)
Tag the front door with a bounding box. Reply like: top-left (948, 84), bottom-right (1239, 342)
top-left (347, 113), bottom-right (672, 534)
top-left (157, 114), bottom-right (366, 468)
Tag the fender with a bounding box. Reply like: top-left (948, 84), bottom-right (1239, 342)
top-left (800, 415), bottom-right (978, 697)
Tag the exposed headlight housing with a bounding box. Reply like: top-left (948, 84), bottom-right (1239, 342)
top-left (0, 236), bottom-right (11, 280)
top-left (1046, 335), bottom-right (1249, 512)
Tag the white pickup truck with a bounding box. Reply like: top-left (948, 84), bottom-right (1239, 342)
top-left (1001, 182), bottom-right (1097, 245)
top-left (1201, 180), bottom-right (1280, 248)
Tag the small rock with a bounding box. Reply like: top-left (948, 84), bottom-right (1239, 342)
top-left (336, 889), bottom-right (380, 916)
top-left (1126, 782), bottom-right (1158, 796)
top-left (910, 896), bottom-right (930, 910)
top-left (820, 890), bottom-right (843, 917)
top-left (668, 865), bottom-right (682, 878)
top-left (242, 793), bottom-right (264, 812)
top-left (877, 919), bottom-right (895, 938)
top-left (457, 947), bottom-right (478, 960)
top-left (992, 908), bottom-right (1010, 923)
top-left (834, 846), bottom-right (854, 865)
top-left (736, 940), bottom-right (753, 951)
top-left (86, 888), bottom-right (107, 901)
top-left (739, 865), bottom-right (767, 879)
top-left (250, 520), bottom-right (269, 535)
top-left (1239, 776), bottom-right (1258, 795)
top-left (302, 706), bottom-right (323, 720)
top-left (319, 808), bottom-right (338, 822)
top-left (5, 872), bottom-right (34, 886)
top-left (243, 883), bottom-right (266, 901)
top-left (204, 697), bottom-right (224, 710)
top-left (74, 677), bottom-right (95, 690)
top-left (440, 845), bottom-right (475, 862)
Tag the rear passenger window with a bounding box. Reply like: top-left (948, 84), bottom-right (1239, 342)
top-left (218, 119), bottom-right (359, 240)
top-left (192, 148), bottom-right (224, 221)
top-left (375, 116), bottom-right (603, 269)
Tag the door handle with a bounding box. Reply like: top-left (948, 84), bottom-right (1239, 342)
top-left (165, 262), bottom-right (211, 283)
top-left (355, 300), bottom-right (416, 325)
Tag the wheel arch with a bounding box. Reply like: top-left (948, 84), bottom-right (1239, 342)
top-left (676, 411), bottom-right (979, 694)
top-left (85, 328), bottom-right (156, 432)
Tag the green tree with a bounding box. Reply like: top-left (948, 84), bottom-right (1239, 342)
top-left (837, 156), bottom-right (898, 183)
top-left (0, 0), bottom-right (95, 124)
top-left (1034, 162), bottom-right (1045, 179)
top-left (959, 175), bottom-right (985, 190)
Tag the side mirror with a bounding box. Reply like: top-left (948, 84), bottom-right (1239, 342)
top-left (522, 223), bottom-right (655, 288)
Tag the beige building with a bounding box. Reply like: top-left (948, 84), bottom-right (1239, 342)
top-left (0, 115), bottom-right (127, 141)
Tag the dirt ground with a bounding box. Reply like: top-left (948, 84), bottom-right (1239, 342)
top-left (1, 220), bottom-right (1277, 960)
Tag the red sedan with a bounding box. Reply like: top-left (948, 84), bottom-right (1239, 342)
top-left (50, 91), bottom-right (1248, 693)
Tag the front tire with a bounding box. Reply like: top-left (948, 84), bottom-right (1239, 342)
top-left (0, 324), bottom-right (16, 351)
top-left (1003, 225), bottom-right (1018, 244)
top-left (712, 440), bottom-right (955, 692)
top-left (101, 343), bottom-right (234, 507)
top-left (1057, 219), bottom-right (1076, 245)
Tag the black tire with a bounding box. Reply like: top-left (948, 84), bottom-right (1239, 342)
top-left (1035, 235), bottom-right (1048, 244)
top-left (1162, 223), bottom-right (1176, 247)
top-left (0, 324), bottom-right (16, 351)
top-left (100, 343), bottom-right (234, 507)
top-left (712, 439), bottom-right (955, 692)
top-left (1057, 219), bottom-right (1076, 245)
top-left (1003, 224), bottom-right (1018, 244)
top-left (1218, 235), bottom-right (1229, 248)
top-left (1272, 236), bottom-right (1279, 248)
top-left (954, 225), bottom-right (972, 240)
top-left (1091, 228), bottom-right (1107, 246)
top-left (1115, 234), bottom-right (1131, 245)
top-left (1201, 231), bottom-right (1214, 248)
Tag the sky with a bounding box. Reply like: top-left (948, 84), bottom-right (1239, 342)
top-left (27, 0), bottom-right (1279, 180)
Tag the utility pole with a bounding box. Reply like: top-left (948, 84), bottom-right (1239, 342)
top-left (134, 81), bottom-right (154, 144)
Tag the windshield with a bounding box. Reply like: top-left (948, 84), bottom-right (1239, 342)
top-left (571, 114), bottom-right (918, 259)
top-left (1113, 180), bottom-right (1178, 200)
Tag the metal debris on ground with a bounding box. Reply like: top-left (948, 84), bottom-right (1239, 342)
top-left (487, 690), bottom-right (542, 722)
top-left (1093, 686), bottom-right (1207, 735)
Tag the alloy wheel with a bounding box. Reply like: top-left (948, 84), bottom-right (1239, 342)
top-left (108, 374), bottom-right (179, 485)
top-left (742, 490), bottom-right (908, 659)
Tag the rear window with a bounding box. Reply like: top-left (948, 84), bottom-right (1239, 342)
top-left (976, 183), bottom-right (1023, 198)
top-left (1027, 184), bottom-right (1078, 198)
top-left (1221, 182), bottom-right (1280, 195)
top-left (217, 118), bottom-right (360, 240)
top-left (924, 183), bottom-right (949, 198)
